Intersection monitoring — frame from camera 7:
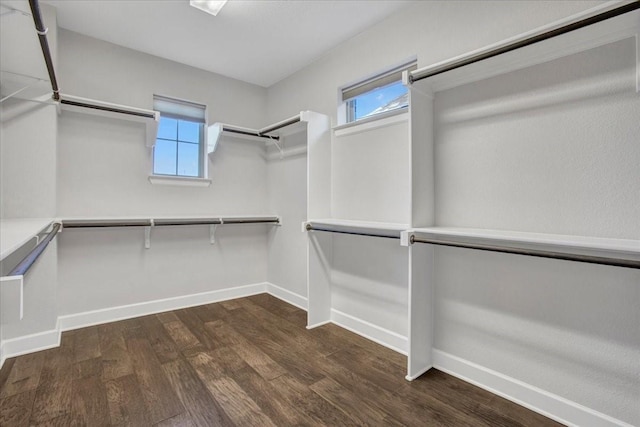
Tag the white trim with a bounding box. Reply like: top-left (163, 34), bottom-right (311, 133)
top-left (0, 327), bottom-right (61, 367)
top-left (405, 365), bottom-right (432, 381)
top-left (306, 320), bottom-right (332, 329)
top-left (0, 282), bottom-right (268, 369)
top-left (333, 108), bottom-right (408, 137)
top-left (58, 282), bottom-right (267, 331)
top-left (433, 349), bottom-right (635, 427)
top-left (148, 175), bottom-right (212, 187)
top-left (265, 282), bottom-right (308, 310)
top-left (330, 308), bottom-right (408, 355)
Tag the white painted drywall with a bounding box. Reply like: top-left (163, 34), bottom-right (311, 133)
top-left (58, 225), bottom-right (268, 315)
top-left (332, 118), bottom-right (411, 224)
top-left (0, 3), bottom-right (59, 342)
top-left (331, 234), bottom-right (409, 337)
top-left (266, 133), bottom-right (308, 298)
top-left (55, 30), bottom-right (272, 315)
top-left (267, 1), bottom-right (639, 424)
top-left (434, 38), bottom-right (640, 239)
top-left (432, 36), bottom-right (640, 424)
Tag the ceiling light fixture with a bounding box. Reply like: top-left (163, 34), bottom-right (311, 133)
top-left (189, 0), bottom-right (228, 17)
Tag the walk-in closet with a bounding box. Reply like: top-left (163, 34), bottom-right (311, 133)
top-left (1, 1), bottom-right (638, 425)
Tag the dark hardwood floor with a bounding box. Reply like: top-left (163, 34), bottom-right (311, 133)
top-left (0, 294), bottom-right (561, 426)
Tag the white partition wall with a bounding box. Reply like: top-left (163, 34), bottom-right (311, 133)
top-left (403, 6), bottom-right (640, 426)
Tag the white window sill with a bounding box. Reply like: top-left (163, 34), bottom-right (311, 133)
top-left (148, 175), bottom-right (212, 187)
top-left (334, 108), bottom-right (408, 137)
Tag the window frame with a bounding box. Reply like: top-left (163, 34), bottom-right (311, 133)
top-left (338, 59), bottom-right (417, 126)
top-left (150, 95), bottom-right (209, 183)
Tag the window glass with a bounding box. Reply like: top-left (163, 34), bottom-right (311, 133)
top-left (178, 142), bottom-right (200, 177)
top-left (152, 95), bottom-right (205, 178)
top-left (341, 61), bottom-right (415, 124)
top-left (178, 120), bottom-right (200, 143)
top-left (153, 137), bottom-right (178, 175)
top-left (157, 117), bottom-right (178, 140)
top-left (348, 80), bottom-right (408, 121)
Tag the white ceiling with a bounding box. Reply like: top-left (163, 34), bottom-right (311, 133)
top-left (43, 0), bottom-right (410, 87)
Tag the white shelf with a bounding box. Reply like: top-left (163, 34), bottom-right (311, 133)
top-left (410, 227), bottom-right (640, 260)
top-left (208, 113), bottom-right (305, 155)
top-left (307, 218), bottom-right (409, 238)
top-left (0, 70), bottom-right (51, 103)
top-left (0, 218), bottom-right (54, 261)
top-left (60, 214), bottom-right (280, 224)
top-left (410, 2), bottom-right (640, 94)
top-left (59, 94), bottom-right (160, 148)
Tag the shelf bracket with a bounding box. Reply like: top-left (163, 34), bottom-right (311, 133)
top-left (210, 224), bottom-right (218, 244)
top-left (144, 225), bottom-right (151, 249)
top-left (400, 231), bottom-right (413, 247)
top-left (269, 136), bottom-right (284, 159)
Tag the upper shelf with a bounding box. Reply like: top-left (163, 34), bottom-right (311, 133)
top-left (408, 2), bottom-right (640, 93)
top-left (0, 218), bottom-right (55, 261)
top-left (59, 215), bottom-right (280, 228)
top-left (306, 219), bottom-right (409, 238)
top-left (0, 70), bottom-right (51, 104)
top-left (59, 94), bottom-right (160, 147)
top-left (409, 227), bottom-right (640, 261)
top-left (208, 113), bottom-right (305, 154)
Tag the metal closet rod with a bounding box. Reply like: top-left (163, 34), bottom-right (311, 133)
top-left (259, 116), bottom-right (301, 136)
top-left (305, 224), bottom-right (401, 240)
top-left (8, 222), bottom-right (61, 276)
top-left (410, 235), bottom-right (640, 270)
top-left (221, 115), bottom-right (301, 141)
top-left (59, 99), bottom-right (157, 119)
top-left (28, 0), bottom-right (154, 119)
top-left (223, 127), bottom-right (280, 141)
top-left (61, 217), bottom-right (280, 228)
top-left (410, 1), bottom-right (640, 84)
top-left (28, 0), bottom-right (59, 101)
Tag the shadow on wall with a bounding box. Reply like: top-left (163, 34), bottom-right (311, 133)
top-left (435, 37), bottom-right (636, 126)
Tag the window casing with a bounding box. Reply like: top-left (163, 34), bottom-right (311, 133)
top-left (340, 60), bottom-right (417, 124)
top-left (152, 95), bottom-right (206, 178)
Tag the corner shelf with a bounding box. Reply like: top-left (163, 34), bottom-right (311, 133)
top-left (207, 113), bottom-right (305, 155)
top-left (0, 218), bottom-right (54, 261)
top-left (0, 70), bottom-right (51, 104)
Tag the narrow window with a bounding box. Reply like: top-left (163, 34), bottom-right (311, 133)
top-left (341, 60), bottom-right (417, 123)
top-left (153, 95), bottom-right (206, 178)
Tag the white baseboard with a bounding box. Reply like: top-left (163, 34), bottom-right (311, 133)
top-left (58, 282), bottom-right (268, 332)
top-left (0, 327), bottom-right (61, 367)
top-left (265, 282), bottom-right (308, 310)
top-left (433, 349), bottom-right (634, 427)
top-left (405, 365), bottom-right (432, 381)
top-left (0, 282), bottom-right (268, 368)
top-left (330, 308), bottom-right (407, 355)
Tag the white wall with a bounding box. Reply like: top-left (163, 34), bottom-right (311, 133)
top-left (267, 1), bottom-right (639, 424)
top-left (56, 30), bottom-right (272, 316)
top-left (266, 133), bottom-right (308, 299)
top-left (0, 3), bottom-right (59, 342)
top-left (432, 36), bottom-right (640, 425)
top-left (332, 119), bottom-right (411, 224)
top-left (434, 37), bottom-right (640, 238)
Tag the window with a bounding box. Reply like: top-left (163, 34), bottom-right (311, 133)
top-left (341, 60), bottom-right (417, 124)
top-left (153, 95), bottom-right (206, 178)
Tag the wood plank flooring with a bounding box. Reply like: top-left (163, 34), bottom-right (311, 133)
top-left (0, 294), bottom-right (562, 426)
